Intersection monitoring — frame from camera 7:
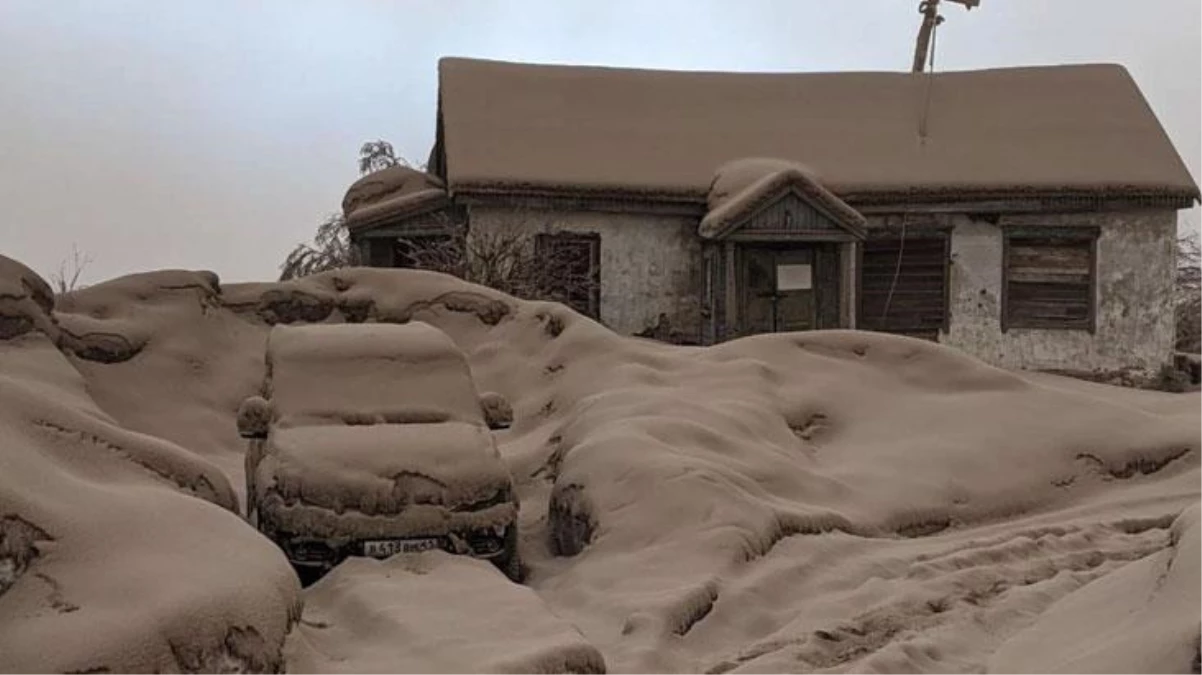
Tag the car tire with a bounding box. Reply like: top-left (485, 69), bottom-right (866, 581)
top-left (495, 524), bottom-right (523, 583)
top-left (294, 563), bottom-right (327, 588)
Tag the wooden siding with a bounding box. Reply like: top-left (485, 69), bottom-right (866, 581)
top-left (1002, 229), bottom-right (1098, 332)
top-left (815, 244), bottom-right (841, 329)
top-left (859, 235), bottom-right (949, 333)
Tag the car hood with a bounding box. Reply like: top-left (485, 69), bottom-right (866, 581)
top-left (260, 421), bottom-right (513, 516)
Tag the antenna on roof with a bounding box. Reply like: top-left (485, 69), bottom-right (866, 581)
top-left (912, 0), bottom-right (978, 73)
top-left (914, 0), bottom-right (978, 142)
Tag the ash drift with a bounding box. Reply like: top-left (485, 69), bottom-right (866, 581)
top-left (0, 254), bottom-right (1198, 673)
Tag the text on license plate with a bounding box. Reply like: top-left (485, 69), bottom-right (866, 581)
top-left (363, 538), bottom-right (441, 557)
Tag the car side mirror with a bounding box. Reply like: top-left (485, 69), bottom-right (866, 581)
top-left (479, 391), bottom-right (513, 431)
top-left (237, 396), bottom-right (273, 439)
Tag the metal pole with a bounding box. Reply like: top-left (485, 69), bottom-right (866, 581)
top-left (912, 0), bottom-right (943, 73)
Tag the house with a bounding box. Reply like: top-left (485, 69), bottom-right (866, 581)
top-left (343, 57), bottom-right (1200, 378)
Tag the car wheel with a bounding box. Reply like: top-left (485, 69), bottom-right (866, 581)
top-left (294, 563), bottom-right (327, 588)
top-left (495, 524), bottom-right (523, 583)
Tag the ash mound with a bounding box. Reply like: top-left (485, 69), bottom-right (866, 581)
top-left (2, 255), bottom-right (1197, 673)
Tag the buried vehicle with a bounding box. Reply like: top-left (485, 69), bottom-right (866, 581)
top-left (237, 321), bottom-right (519, 584)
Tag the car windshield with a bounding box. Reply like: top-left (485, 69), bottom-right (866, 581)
top-left (266, 323), bottom-right (485, 427)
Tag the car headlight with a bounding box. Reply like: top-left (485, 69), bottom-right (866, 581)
top-left (465, 529), bottom-right (504, 556)
top-left (455, 485), bottom-right (513, 513)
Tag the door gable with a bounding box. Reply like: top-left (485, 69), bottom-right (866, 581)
top-left (737, 187), bottom-right (854, 238)
top-left (699, 166), bottom-right (867, 242)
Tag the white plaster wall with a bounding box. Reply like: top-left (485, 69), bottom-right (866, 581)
top-left (467, 205), bottom-right (703, 339)
top-left (942, 210), bottom-right (1177, 376)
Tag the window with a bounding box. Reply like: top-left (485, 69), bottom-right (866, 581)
top-left (535, 232), bottom-right (600, 319)
top-left (859, 233), bottom-right (949, 337)
top-left (1002, 228), bottom-right (1097, 332)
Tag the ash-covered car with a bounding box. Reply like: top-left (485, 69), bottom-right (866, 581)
top-left (237, 321), bottom-right (519, 584)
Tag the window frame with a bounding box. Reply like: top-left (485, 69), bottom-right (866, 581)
top-left (534, 231), bottom-right (602, 320)
top-left (1001, 226), bottom-right (1099, 333)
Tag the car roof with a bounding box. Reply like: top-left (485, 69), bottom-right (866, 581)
top-left (267, 321), bottom-right (463, 366)
top-left (263, 321), bottom-right (486, 427)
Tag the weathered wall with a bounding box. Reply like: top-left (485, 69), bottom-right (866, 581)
top-left (467, 205), bottom-right (704, 340)
top-left (942, 209), bottom-right (1177, 376)
top-left (469, 204), bottom-right (1176, 373)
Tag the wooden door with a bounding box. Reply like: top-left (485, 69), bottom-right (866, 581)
top-left (740, 247), bottom-right (817, 334)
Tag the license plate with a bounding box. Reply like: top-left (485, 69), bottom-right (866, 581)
top-left (363, 538), bottom-right (440, 558)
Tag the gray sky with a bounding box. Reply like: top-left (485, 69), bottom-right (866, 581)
top-left (2, 0), bottom-right (1198, 285)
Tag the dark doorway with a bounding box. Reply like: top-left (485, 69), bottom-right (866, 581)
top-left (740, 246), bottom-right (833, 334)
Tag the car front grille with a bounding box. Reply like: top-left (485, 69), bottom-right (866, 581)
top-left (287, 539), bottom-right (335, 563)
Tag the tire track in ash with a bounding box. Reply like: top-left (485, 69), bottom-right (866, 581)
top-left (692, 515), bottom-right (1173, 673)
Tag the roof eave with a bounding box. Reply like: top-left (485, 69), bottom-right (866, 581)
top-left (344, 193), bottom-right (452, 233)
top-left (447, 180), bottom-right (1199, 216)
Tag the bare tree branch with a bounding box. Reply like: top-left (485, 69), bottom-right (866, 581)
top-left (1176, 227), bottom-right (1201, 352)
top-left (1177, 228), bottom-right (1197, 299)
top-left (399, 211), bottom-right (599, 312)
top-left (51, 244), bottom-right (93, 294)
top-left (358, 140), bottom-right (407, 175)
top-left (279, 214), bottom-right (360, 281)
top-left (280, 138), bottom-right (427, 279)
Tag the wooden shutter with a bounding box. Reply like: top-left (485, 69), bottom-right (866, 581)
top-left (1003, 229), bottom-right (1097, 331)
top-left (859, 234), bottom-right (949, 337)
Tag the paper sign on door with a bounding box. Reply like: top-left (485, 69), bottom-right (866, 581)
top-left (776, 264), bottom-right (812, 291)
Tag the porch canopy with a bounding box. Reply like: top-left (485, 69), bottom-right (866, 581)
top-left (342, 165), bottom-right (451, 232)
top-left (700, 158), bottom-right (867, 242)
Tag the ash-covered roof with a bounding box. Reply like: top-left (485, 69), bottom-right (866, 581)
top-left (436, 58), bottom-right (1199, 204)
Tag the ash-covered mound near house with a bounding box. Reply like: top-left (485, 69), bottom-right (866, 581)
top-left (2, 255), bottom-right (1198, 673)
top-left (0, 255), bottom-right (300, 674)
